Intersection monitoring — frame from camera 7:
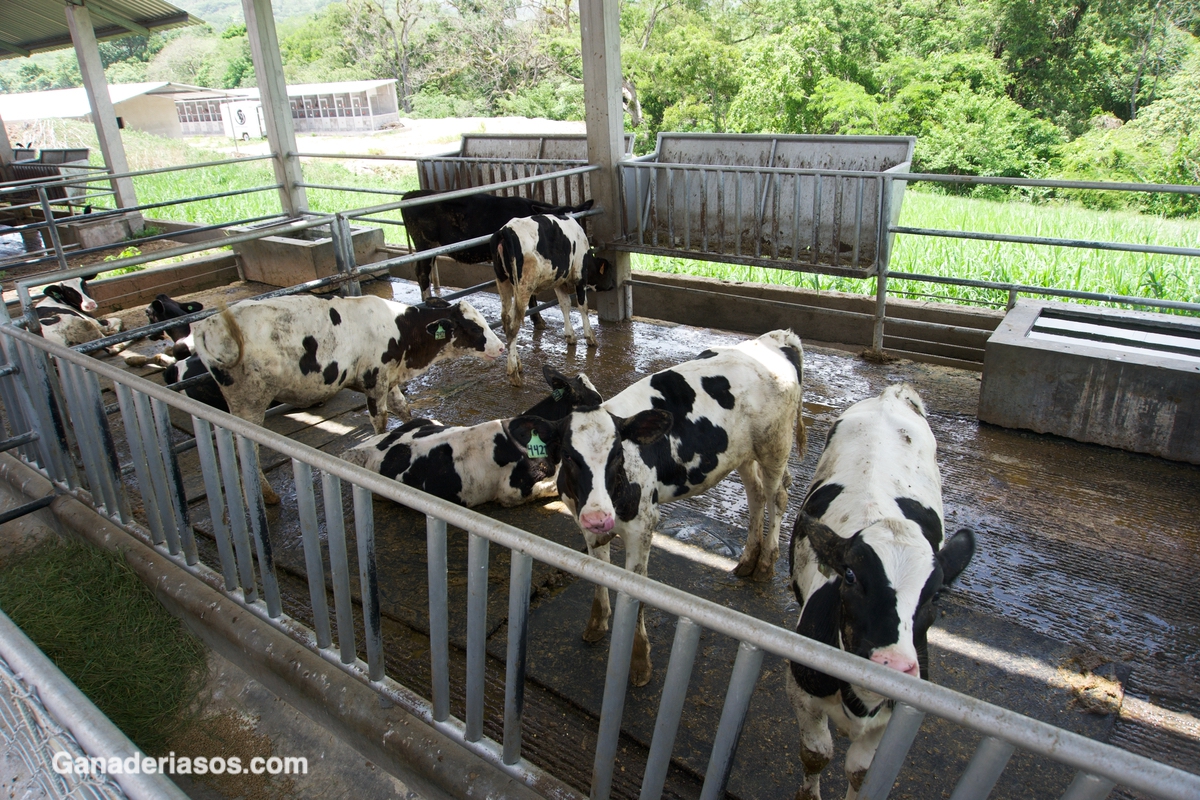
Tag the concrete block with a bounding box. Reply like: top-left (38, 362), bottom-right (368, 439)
top-left (59, 215), bottom-right (132, 249)
top-left (232, 222), bottom-right (385, 287)
top-left (979, 300), bottom-right (1200, 464)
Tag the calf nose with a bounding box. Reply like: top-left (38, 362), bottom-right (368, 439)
top-left (870, 650), bottom-right (919, 676)
top-left (580, 510), bottom-right (614, 536)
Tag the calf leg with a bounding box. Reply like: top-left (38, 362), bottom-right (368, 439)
top-left (385, 385), bottom-right (410, 425)
top-left (416, 259), bottom-right (433, 301)
top-left (227, 402), bottom-right (280, 506)
top-left (528, 295), bottom-right (546, 329)
top-left (752, 447), bottom-right (793, 581)
top-left (786, 671), bottom-right (833, 800)
top-left (734, 462), bottom-right (769, 579)
top-left (499, 283), bottom-right (525, 387)
top-left (624, 524), bottom-right (654, 686)
top-left (844, 720), bottom-right (888, 800)
top-left (554, 286), bottom-right (578, 345)
top-left (583, 541), bottom-right (612, 642)
top-left (574, 285), bottom-right (597, 347)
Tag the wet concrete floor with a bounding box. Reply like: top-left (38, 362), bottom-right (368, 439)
top-left (102, 274), bottom-right (1200, 799)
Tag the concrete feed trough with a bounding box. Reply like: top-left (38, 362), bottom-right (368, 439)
top-left (231, 221), bottom-right (384, 287)
top-left (620, 133), bottom-right (915, 276)
top-left (978, 300), bottom-right (1200, 464)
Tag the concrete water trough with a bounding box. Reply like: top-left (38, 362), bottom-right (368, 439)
top-left (618, 133), bottom-right (914, 276)
top-left (230, 219), bottom-right (385, 287)
top-left (978, 299), bottom-right (1200, 464)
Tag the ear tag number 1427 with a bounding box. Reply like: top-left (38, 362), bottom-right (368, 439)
top-left (527, 432), bottom-right (548, 459)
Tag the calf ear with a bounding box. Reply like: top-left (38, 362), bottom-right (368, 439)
top-left (937, 528), bottom-right (976, 586)
top-left (148, 299), bottom-right (165, 318)
top-left (426, 319), bottom-right (455, 340)
top-left (509, 416), bottom-right (561, 462)
top-left (617, 409), bottom-right (672, 445)
top-left (79, 273), bottom-right (98, 283)
top-left (543, 364), bottom-right (571, 394)
top-left (794, 511), bottom-right (852, 574)
top-left (43, 286), bottom-right (65, 303)
top-left (183, 301), bottom-right (204, 313)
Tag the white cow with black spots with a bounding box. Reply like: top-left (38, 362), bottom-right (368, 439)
top-left (192, 295), bottom-right (504, 504)
top-left (491, 214), bottom-right (614, 387)
top-left (787, 384), bottom-right (975, 799)
top-left (32, 275), bottom-right (171, 366)
top-left (510, 329), bottom-right (806, 685)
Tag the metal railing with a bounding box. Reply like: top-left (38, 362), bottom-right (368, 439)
top-left (0, 282), bottom-right (1197, 800)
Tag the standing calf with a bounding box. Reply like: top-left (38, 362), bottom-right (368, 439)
top-left (787, 384), bottom-right (974, 799)
top-left (191, 295), bottom-right (504, 504)
top-left (400, 189), bottom-right (593, 300)
top-left (510, 330), bottom-right (806, 685)
top-left (491, 214), bottom-right (614, 386)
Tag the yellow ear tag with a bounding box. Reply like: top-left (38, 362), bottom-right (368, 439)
top-left (527, 432), bottom-right (547, 459)
top-left (434, 324), bottom-right (446, 340)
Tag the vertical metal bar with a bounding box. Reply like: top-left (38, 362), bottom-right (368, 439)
top-left (833, 176), bottom-right (844, 265)
top-left (718, 170), bottom-right (726, 254)
top-left (639, 617), bottom-right (702, 800)
top-left (133, 391), bottom-right (180, 554)
top-left (812, 174), bottom-right (823, 266)
top-left (15, 340), bottom-right (72, 484)
top-left (36, 187), bottom-right (69, 272)
top-left (192, 417), bottom-right (238, 590)
top-left (293, 460), bottom-right (332, 649)
top-left (853, 176), bottom-right (864, 268)
top-left (698, 641), bottom-right (765, 800)
top-left (872, 176), bottom-right (891, 356)
top-left (1008, 288), bottom-right (1019, 311)
top-left (635, 167), bottom-right (645, 246)
top-left (427, 514), bottom-right (451, 722)
top-left (771, 171), bottom-right (780, 260)
top-left (651, 167), bottom-right (659, 248)
top-left (502, 550), bottom-right (533, 765)
top-left (753, 170), bottom-right (763, 258)
top-left (215, 426), bottom-right (257, 602)
top-left (236, 434), bottom-right (280, 617)
top-left (666, 167), bottom-right (674, 247)
top-left (465, 532), bottom-right (490, 743)
top-left (354, 484), bottom-right (384, 680)
top-left (947, 736), bottom-right (1015, 800)
top-left (153, 397), bottom-right (197, 565)
top-left (792, 173), bottom-right (802, 265)
top-left (857, 702), bottom-right (927, 800)
top-left (591, 592), bottom-right (640, 800)
top-left (57, 360), bottom-right (105, 509)
top-left (116, 385), bottom-right (165, 546)
top-left (700, 169), bottom-right (708, 252)
top-left (1058, 772), bottom-right (1116, 800)
top-left (83, 368), bottom-right (130, 523)
top-left (682, 169), bottom-right (691, 251)
top-left (334, 214), bottom-right (362, 297)
top-left (734, 172), bottom-right (742, 256)
top-left (322, 471), bottom-right (356, 664)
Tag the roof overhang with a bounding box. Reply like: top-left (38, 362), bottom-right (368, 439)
top-left (0, 0), bottom-right (201, 61)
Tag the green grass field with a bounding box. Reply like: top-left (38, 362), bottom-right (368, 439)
top-left (32, 120), bottom-right (1200, 310)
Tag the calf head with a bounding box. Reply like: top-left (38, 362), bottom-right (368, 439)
top-left (794, 512), bottom-right (975, 688)
top-left (582, 251), bottom-right (616, 292)
top-left (146, 294), bottom-right (203, 346)
top-left (520, 365), bottom-right (603, 420)
top-left (509, 407), bottom-right (673, 546)
top-left (41, 275), bottom-right (98, 314)
top-left (394, 299), bottom-right (504, 366)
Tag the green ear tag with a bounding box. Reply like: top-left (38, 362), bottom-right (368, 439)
top-left (434, 324), bottom-right (446, 340)
top-left (527, 432), bottom-right (547, 459)
top-left (552, 388), bottom-right (565, 401)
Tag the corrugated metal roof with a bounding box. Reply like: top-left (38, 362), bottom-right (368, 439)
top-left (0, 81), bottom-right (216, 120)
top-left (0, 0), bottom-right (199, 60)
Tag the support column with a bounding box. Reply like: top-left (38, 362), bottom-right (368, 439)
top-left (580, 0), bottom-right (631, 321)
top-left (242, 0), bottom-right (308, 216)
top-left (0, 111), bottom-right (43, 253)
top-left (64, 2), bottom-right (143, 232)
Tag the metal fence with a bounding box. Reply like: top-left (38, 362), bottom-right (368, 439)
top-left (0, 272), bottom-right (1197, 800)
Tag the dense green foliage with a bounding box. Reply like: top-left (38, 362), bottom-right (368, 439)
top-left (1, 0), bottom-right (1197, 208)
top-left (0, 538), bottom-right (208, 752)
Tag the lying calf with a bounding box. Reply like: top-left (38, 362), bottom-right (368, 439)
top-left (34, 276), bottom-right (170, 366)
top-left (342, 366), bottom-right (602, 507)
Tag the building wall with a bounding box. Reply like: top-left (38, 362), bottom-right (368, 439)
top-left (113, 95), bottom-right (182, 139)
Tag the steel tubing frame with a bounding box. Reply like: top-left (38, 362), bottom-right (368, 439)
top-left (0, 324), bottom-right (1196, 800)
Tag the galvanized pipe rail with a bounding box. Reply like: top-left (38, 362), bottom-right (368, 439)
top-left (0, 323), bottom-right (1196, 800)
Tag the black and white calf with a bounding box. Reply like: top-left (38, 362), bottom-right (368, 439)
top-left (491, 214), bottom-right (614, 386)
top-left (145, 293), bottom-right (204, 361)
top-left (787, 384), bottom-right (975, 800)
top-left (34, 276), bottom-right (122, 348)
top-left (400, 189), bottom-right (594, 300)
top-left (342, 366), bottom-right (603, 507)
top-left (163, 355), bottom-right (229, 411)
top-left (192, 295), bottom-right (504, 504)
top-left (510, 330), bottom-right (806, 685)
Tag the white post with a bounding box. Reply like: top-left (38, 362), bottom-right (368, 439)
top-left (64, 1), bottom-right (143, 232)
top-left (0, 111), bottom-right (14, 181)
top-left (242, 0), bottom-right (308, 216)
top-left (580, 0), bottom-right (631, 321)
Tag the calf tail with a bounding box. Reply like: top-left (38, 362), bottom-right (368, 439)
top-left (765, 329), bottom-right (807, 458)
top-left (200, 301), bottom-right (245, 369)
top-left (491, 226), bottom-right (521, 285)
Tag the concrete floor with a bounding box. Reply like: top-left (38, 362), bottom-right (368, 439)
top-left (102, 274), bottom-right (1200, 799)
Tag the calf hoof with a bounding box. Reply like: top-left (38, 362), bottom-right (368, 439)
top-left (531, 314), bottom-right (546, 329)
top-left (582, 620), bottom-right (608, 643)
top-left (751, 558), bottom-right (777, 581)
top-left (261, 485), bottom-right (281, 506)
top-left (732, 552), bottom-right (759, 579)
top-left (586, 336), bottom-right (598, 348)
top-left (508, 369), bottom-right (524, 388)
top-left (629, 660), bottom-right (652, 687)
